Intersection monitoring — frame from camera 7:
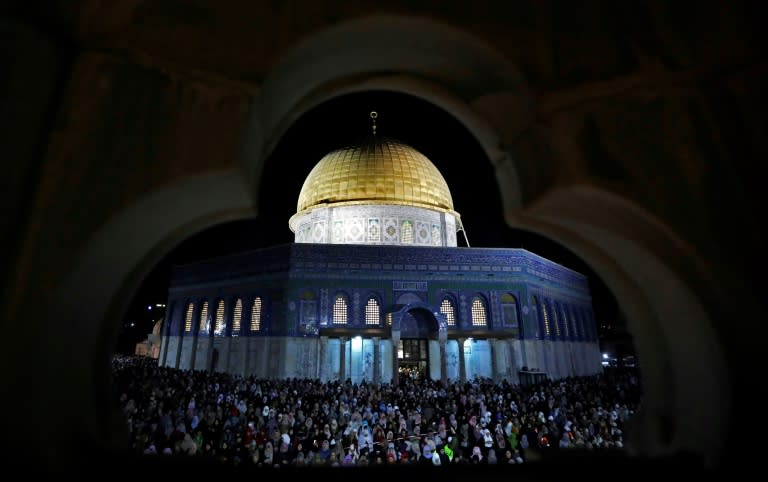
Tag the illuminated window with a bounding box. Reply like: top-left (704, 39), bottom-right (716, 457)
top-left (214, 300), bottom-right (225, 336)
top-left (184, 303), bottom-right (194, 332)
top-left (232, 299), bottom-right (242, 337)
top-left (401, 220), bottom-right (413, 244)
top-left (471, 296), bottom-right (487, 327)
top-left (500, 293), bottom-right (519, 327)
top-left (198, 301), bottom-right (209, 334)
top-left (365, 298), bottom-right (380, 325)
top-left (440, 298), bottom-right (456, 326)
top-left (333, 294), bottom-right (348, 324)
top-left (551, 302), bottom-right (561, 337)
top-left (387, 312), bottom-right (393, 326)
top-left (541, 300), bottom-right (551, 337)
top-left (250, 297), bottom-right (262, 332)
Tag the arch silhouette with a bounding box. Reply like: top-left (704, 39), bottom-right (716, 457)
top-left (42, 171), bottom-right (253, 463)
top-left (389, 301), bottom-right (447, 335)
top-left (507, 185), bottom-right (728, 463)
top-left (241, 14), bottom-right (533, 216)
top-left (13, 12), bottom-right (730, 470)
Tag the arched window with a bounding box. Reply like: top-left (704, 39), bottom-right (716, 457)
top-left (551, 302), bottom-right (561, 338)
top-left (365, 297), bottom-right (380, 325)
top-left (214, 300), bottom-right (226, 336)
top-left (231, 299), bottom-right (242, 337)
top-left (198, 301), bottom-right (210, 334)
top-left (471, 296), bottom-right (487, 327)
top-left (440, 298), bottom-right (456, 326)
top-left (184, 303), bottom-right (194, 332)
top-left (500, 293), bottom-right (519, 327)
top-left (540, 299), bottom-right (551, 338)
top-left (333, 294), bottom-right (348, 325)
top-left (250, 297), bottom-right (262, 332)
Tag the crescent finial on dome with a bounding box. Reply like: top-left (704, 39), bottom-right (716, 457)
top-left (370, 111), bottom-right (378, 136)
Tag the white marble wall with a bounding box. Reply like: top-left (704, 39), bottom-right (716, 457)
top-left (211, 338), bottom-right (231, 373)
top-left (279, 337), bottom-right (320, 379)
top-left (513, 339), bottom-right (602, 380)
top-left (193, 337), bottom-right (211, 371)
top-left (493, 340), bottom-right (521, 384)
top-left (380, 339), bottom-right (393, 384)
top-left (158, 334), bottom-right (170, 366)
top-left (349, 338), bottom-right (362, 383)
top-left (292, 204), bottom-right (459, 247)
top-left (445, 340), bottom-right (460, 381)
top-left (179, 337), bottom-right (196, 371)
top-left (225, 338), bottom-right (243, 376)
top-left (428, 339), bottom-right (441, 380)
top-left (327, 338), bottom-right (341, 381)
top-left (466, 339), bottom-right (492, 380)
top-left (161, 336), bottom-right (180, 368)
top-left (160, 334), bottom-right (603, 381)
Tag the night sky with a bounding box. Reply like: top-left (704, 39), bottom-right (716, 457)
top-left (117, 90), bottom-right (620, 353)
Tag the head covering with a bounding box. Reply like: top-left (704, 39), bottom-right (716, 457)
top-left (444, 444), bottom-right (454, 461)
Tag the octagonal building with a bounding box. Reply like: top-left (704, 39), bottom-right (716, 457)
top-left (158, 125), bottom-right (603, 384)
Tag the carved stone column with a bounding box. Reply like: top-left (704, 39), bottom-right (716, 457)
top-left (319, 336), bottom-right (328, 381)
top-left (373, 336), bottom-right (381, 384)
top-left (339, 337), bottom-right (347, 382)
top-left (457, 337), bottom-right (466, 383)
top-left (489, 339), bottom-right (498, 382)
top-left (439, 330), bottom-right (447, 385)
top-left (391, 330), bottom-right (400, 385)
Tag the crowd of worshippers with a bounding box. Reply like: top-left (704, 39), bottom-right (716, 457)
top-left (112, 355), bottom-right (641, 467)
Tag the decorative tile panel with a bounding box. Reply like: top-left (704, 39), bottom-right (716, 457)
top-left (333, 220), bottom-right (344, 243)
top-left (383, 218), bottom-right (398, 243)
top-left (347, 218), bottom-right (364, 242)
top-left (312, 221), bottom-right (326, 243)
top-left (367, 218), bottom-right (381, 243)
top-left (416, 221), bottom-right (430, 245)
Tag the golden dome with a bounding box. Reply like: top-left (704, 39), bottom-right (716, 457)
top-left (295, 136), bottom-right (455, 216)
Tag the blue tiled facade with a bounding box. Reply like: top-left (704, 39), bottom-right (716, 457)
top-left (166, 243), bottom-right (595, 340)
top-left (159, 242), bottom-right (601, 382)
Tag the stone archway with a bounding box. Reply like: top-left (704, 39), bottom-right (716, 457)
top-left (237, 16), bottom-right (729, 463)
top-left (389, 302), bottom-right (447, 384)
top-left (241, 14), bottom-right (533, 214)
top-left (38, 171), bottom-right (254, 463)
top-left (508, 185), bottom-right (728, 461)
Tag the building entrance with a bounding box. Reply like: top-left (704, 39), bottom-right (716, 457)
top-left (398, 338), bottom-right (428, 380)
